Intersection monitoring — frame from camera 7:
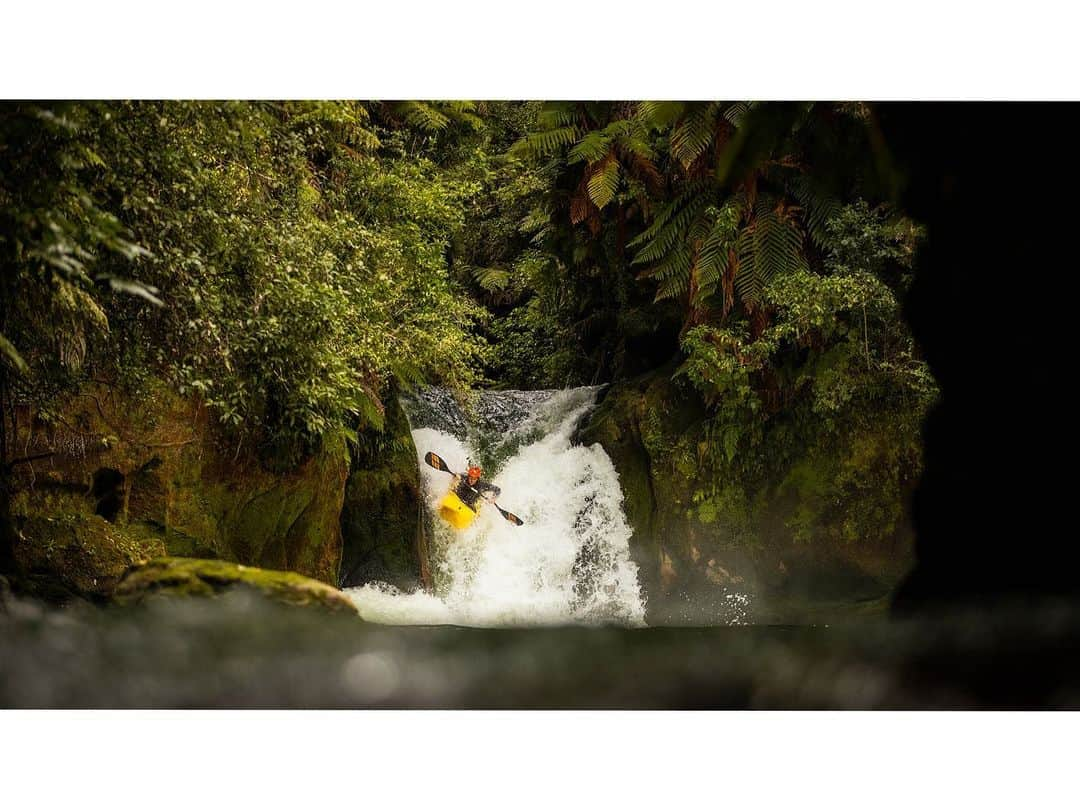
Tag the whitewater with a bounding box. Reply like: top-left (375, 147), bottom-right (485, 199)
top-left (345, 387), bottom-right (647, 627)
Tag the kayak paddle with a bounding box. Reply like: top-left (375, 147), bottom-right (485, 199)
top-left (424, 451), bottom-right (453, 474)
top-left (490, 501), bottom-right (524, 526)
top-left (423, 451), bottom-right (524, 526)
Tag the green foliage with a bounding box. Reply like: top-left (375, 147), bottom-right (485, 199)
top-left (501, 103), bottom-right (935, 550)
top-left (675, 202), bottom-right (935, 544)
top-left (0, 103), bottom-right (159, 380)
top-left (3, 99), bottom-right (938, 558)
top-left (2, 101), bottom-right (489, 464)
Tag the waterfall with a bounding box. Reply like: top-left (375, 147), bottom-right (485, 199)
top-left (345, 387), bottom-right (647, 627)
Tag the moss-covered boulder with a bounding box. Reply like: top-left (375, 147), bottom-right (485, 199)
top-left (112, 557), bottom-right (358, 613)
top-left (339, 389), bottom-right (429, 590)
top-left (7, 379), bottom-right (348, 585)
top-left (12, 514), bottom-right (166, 601)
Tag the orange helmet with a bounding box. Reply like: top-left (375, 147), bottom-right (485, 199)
top-left (467, 465), bottom-right (482, 479)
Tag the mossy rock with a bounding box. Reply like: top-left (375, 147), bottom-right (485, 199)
top-left (579, 366), bottom-right (913, 623)
top-left (340, 389), bottom-right (426, 590)
top-left (13, 514), bottom-right (167, 600)
top-left (8, 379), bottom-right (348, 585)
top-left (113, 557), bottom-right (359, 614)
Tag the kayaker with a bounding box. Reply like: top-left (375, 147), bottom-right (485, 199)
top-left (423, 452), bottom-right (524, 526)
top-left (451, 465), bottom-right (501, 509)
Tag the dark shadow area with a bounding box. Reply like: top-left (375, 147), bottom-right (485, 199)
top-left (90, 468), bottom-right (124, 522)
top-left (878, 104), bottom-right (1078, 612)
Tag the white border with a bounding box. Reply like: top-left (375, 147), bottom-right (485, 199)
top-left (2, 711), bottom-right (1077, 807)
top-left (2, 1), bottom-right (1078, 99)
top-left (3, 2), bottom-right (1079, 804)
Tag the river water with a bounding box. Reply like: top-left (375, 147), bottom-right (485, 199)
top-left (346, 387), bottom-right (647, 627)
top-left (4, 589), bottom-right (1079, 707)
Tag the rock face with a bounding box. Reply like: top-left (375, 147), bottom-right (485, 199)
top-left (578, 368), bottom-right (915, 624)
top-left (8, 380), bottom-right (348, 586)
top-left (339, 390), bottom-right (429, 590)
top-left (12, 514), bottom-right (166, 601)
top-left (113, 557), bottom-right (358, 613)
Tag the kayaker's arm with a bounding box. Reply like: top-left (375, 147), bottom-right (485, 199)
top-left (475, 481), bottom-right (501, 499)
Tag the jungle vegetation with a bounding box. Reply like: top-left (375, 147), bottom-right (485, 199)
top-left (0, 100), bottom-right (935, 562)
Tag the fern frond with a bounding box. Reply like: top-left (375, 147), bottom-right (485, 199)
top-left (470, 265), bottom-right (511, 293)
top-left (510, 126), bottom-right (580, 158)
top-left (735, 226), bottom-right (760, 303)
top-left (536, 103), bottom-right (577, 129)
top-left (618, 130), bottom-right (656, 160)
top-left (621, 148), bottom-right (664, 194)
top-left (696, 214), bottom-right (738, 293)
top-left (790, 174), bottom-right (842, 247)
top-left (761, 211), bottom-right (806, 281)
top-left (586, 155), bottom-right (621, 209)
top-left (393, 101), bottom-right (451, 132)
top-left (722, 101), bottom-right (751, 127)
top-left (570, 189), bottom-right (596, 225)
top-left (636, 101), bottom-right (686, 130)
top-left (630, 192), bottom-right (709, 263)
top-left (670, 103), bottom-right (719, 169)
top-left (567, 130), bottom-right (614, 164)
top-left (647, 244), bottom-right (694, 301)
top-left (628, 196), bottom-right (680, 249)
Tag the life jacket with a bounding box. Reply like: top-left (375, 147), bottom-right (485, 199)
top-left (452, 475), bottom-right (500, 509)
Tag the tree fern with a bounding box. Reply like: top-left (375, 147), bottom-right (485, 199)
top-left (693, 204), bottom-right (740, 305)
top-left (443, 100), bottom-right (483, 130)
top-left (734, 198), bottom-right (807, 304)
top-left (722, 101), bottom-right (752, 127)
top-left (535, 103), bottom-right (577, 129)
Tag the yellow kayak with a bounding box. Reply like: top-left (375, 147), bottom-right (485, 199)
top-left (438, 490), bottom-right (479, 529)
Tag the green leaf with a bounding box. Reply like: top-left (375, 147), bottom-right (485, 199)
top-left (0, 332), bottom-right (29, 374)
top-left (100, 275), bottom-right (164, 306)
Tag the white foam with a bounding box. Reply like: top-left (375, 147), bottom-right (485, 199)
top-left (347, 388), bottom-right (647, 627)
